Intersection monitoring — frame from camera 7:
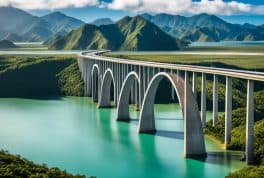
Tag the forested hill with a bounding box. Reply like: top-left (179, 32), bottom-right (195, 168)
top-left (48, 16), bottom-right (186, 51)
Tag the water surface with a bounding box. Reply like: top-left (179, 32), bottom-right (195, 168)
top-left (0, 97), bottom-right (244, 178)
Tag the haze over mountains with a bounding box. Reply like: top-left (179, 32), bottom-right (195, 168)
top-left (0, 6), bottom-right (263, 48)
top-left (0, 7), bottom-right (85, 42)
top-left (91, 18), bottom-right (114, 26)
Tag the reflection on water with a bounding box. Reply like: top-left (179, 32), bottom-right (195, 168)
top-left (0, 97), bottom-right (244, 178)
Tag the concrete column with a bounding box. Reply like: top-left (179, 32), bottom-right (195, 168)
top-left (139, 66), bottom-right (144, 108)
top-left (147, 67), bottom-right (150, 83)
top-left (171, 69), bottom-right (175, 101)
top-left (192, 72), bottom-right (197, 99)
top-left (135, 66), bottom-right (138, 108)
top-left (87, 60), bottom-right (92, 97)
top-left (225, 76), bottom-right (232, 147)
top-left (201, 73), bottom-right (206, 128)
top-left (131, 65), bottom-right (135, 104)
top-left (117, 63), bottom-right (120, 100)
top-left (85, 61), bottom-right (88, 96)
top-left (177, 70), bottom-right (180, 82)
top-left (213, 75), bottom-right (219, 126)
top-left (246, 80), bottom-right (254, 164)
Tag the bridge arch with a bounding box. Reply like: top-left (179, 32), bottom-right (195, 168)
top-left (116, 72), bottom-right (140, 121)
top-left (91, 64), bottom-right (100, 102)
top-left (138, 72), bottom-right (206, 157)
top-left (98, 68), bottom-right (116, 108)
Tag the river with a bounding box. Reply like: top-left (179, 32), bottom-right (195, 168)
top-left (0, 97), bottom-right (244, 178)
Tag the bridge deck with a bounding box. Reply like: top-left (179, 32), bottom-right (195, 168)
top-left (78, 51), bottom-right (264, 82)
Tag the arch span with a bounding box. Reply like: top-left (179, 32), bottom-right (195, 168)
top-left (116, 72), bottom-right (140, 121)
top-left (138, 72), bottom-right (206, 157)
top-left (92, 64), bottom-right (100, 102)
top-left (98, 69), bottom-right (116, 108)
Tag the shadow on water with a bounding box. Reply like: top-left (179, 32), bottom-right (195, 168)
top-left (156, 130), bottom-right (184, 140)
top-left (189, 151), bottom-right (243, 166)
top-left (95, 101), bottom-right (243, 169)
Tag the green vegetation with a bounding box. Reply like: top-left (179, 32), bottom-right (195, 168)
top-left (0, 150), bottom-right (86, 178)
top-left (0, 55), bottom-right (83, 97)
top-left (0, 40), bottom-right (17, 48)
top-left (48, 16), bottom-right (186, 51)
top-left (226, 165), bottom-right (264, 178)
top-left (105, 53), bottom-right (264, 70)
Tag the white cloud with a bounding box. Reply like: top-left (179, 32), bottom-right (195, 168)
top-left (105, 0), bottom-right (264, 15)
top-left (0, 0), bottom-right (98, 10)
top-left (0, 0), bottom-right (263, 15)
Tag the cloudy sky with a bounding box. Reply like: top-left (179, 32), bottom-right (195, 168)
top-left (0, 0), bottom-right (263, 24)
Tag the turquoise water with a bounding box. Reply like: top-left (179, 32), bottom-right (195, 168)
top-left (0, 97), bottom-right (244, 178)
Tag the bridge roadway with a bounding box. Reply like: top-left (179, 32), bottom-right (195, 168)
top-left (78, 50), bottom-right (264, 165)
top-left (79, 51), bottom-right (264, 82)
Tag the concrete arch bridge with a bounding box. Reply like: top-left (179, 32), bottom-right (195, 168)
top-left (77, 51), bottom-right (264, 164)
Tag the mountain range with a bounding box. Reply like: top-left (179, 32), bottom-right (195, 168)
top-left (141, 13), bottom-right (264, 42)
top-left (48, 16), bottom-right (185, 51)
top-left (0, 6), bottom-right (263, 45)
top-left (0, 7), bottom-right (85, 42)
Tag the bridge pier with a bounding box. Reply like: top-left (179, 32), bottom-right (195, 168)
top-left (192, 72), bottom-right (197, 99)
top-left (213, 75), bottom-right (219, 126)
top-left (246, 80), bottom-right (254, 164)
top-left (225, 76), bottom-right (232, 147)
top-left (201, 73), bottom-right (206, 128)
top-left (138, 72), bottom-right (206, 157)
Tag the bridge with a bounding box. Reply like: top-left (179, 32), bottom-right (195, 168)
top-left (77, 51), bottom-right (264, 164)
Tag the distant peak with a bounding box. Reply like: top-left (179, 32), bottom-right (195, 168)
top-left (42, 11), bottom-right (67, 18)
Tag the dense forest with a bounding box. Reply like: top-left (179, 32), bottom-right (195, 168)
top-left (0, 55), bottom-right (84, 97)
top-left (0, 150), bottom-right (87, 178)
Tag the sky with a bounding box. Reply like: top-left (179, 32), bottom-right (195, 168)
top-left (0, 0), bottom-right (263, 24)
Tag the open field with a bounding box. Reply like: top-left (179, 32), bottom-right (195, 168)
top-left (185, 45), bottom-right (264, 53)
top-left (105, 53), bottom-right (264, 70)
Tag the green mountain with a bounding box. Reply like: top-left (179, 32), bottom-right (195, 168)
top-left (0, 7), bottom-right (84, 42)
top-left (141, 13), bottom-right (264, 42)
top-left (49, 16), bottom-right (185, 51)
top-left (91, 18), bottom-right (114, 26)
top-left (0, 40), bottom-right (17, 48)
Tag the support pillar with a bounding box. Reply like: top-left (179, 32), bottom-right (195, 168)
top-left (192, 72), bottom-right (197, 99)
top-left (225, 76), bottom-right (232, 147)
top-left (201, 73), bottom-right (206, 128)
top-left (246, 80), bottom-right (254, 164)
top-left (213, 75), bottom-right (218, 126)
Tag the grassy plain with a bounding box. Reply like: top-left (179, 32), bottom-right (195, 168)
top-left (105, 45), bottom-right (264, 70)
top-left (105, 53), bottom-right (264, 70)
